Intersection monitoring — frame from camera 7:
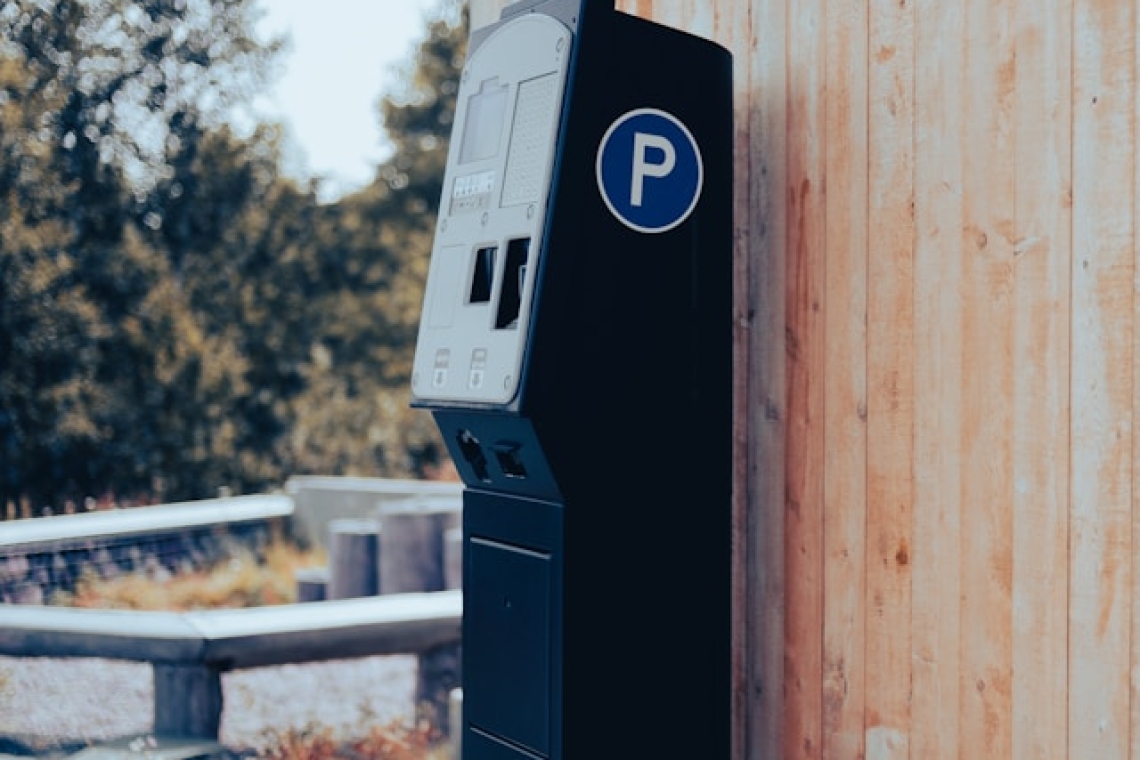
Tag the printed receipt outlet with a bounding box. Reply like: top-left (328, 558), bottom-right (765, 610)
top-left (409, 2), bottom-right (733, 758)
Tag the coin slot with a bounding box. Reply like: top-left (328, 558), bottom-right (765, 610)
top-left (469, 246), bottom-right (497, 304)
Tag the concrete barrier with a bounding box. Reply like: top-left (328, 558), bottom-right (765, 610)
top-left (0, 590), bottom-right (462, 740)
top-left (286, 476), bottom-right (461, 551)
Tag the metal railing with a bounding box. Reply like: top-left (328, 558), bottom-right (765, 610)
top-left (0, 495), bottom-right (293, 604)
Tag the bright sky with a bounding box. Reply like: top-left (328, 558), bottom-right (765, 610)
top-left (254, 0), bottom-right (445, 201)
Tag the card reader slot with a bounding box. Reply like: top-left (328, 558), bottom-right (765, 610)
top-left (456, 429), bottom-right (492, 483)
top-left (494, 237), bottom-right (531, 330)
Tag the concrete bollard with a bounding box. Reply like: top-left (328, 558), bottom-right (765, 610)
top-left (294, 566), bottom-right (330, 602)
top-left (444, 527), bottom-right (463, 591)
top-left (153, 663), bottom-right (223, 738)
top-left (417, 642), bottom-right (462, 740)
top-left (377, 497), bottom-right (462, 737)
top-left (377, 497), bottom-right (460, 595)
top-left (449, 688), bottom-right (464, 760)
top-left (328, 518), bottom-right (380, 599)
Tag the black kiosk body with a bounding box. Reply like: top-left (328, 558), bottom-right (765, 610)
top-left (410, 2), bottom-right (732, 757)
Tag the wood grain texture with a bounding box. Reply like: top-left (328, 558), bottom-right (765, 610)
top-left (1134, 5), bottom-right (1140, 757)
top-left (1070, 0), bottom-right (1135, 757)
top-left (911, 1), bottom-right (964, 757)
top-left (821, 1), bottom-right (867, 758)
top-left (748, 0), bottom-right (789, 756)
top-left (784, 0), bottom-right (827, 755)
top-left (1011, 0), bottom-right (1072, 756)
top-left (958, 1), bottom-right (1017, 758)
top-left (865, 0), bottom-right (916, 756)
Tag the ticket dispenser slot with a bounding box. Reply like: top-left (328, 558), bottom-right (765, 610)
top-left (411, 2), bottom-right (732, 758)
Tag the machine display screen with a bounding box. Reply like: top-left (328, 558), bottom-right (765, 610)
top-left (460, 78), bottom-right (509, 164)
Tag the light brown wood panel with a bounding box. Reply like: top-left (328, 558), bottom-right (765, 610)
top-left (865, 0), bottom-right (916, 756)
top-left (1070, 0), bottom-right (1135, 757)
top-left (958, 1), bottom-right (1017, 757)
top-left (911, 1), bottom-right (965, 757)
top-left (821, 0), bottom-right (867, 757)
top-left (1011, 0), bottom-right (1071, 756)
top-left (1134, 5), bottom-right (1140, 756)
top-left (784, 0), bottom-right (827, 755)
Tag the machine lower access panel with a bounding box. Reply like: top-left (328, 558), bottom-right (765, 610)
top-left (466, 536), bottom-right (552, 757)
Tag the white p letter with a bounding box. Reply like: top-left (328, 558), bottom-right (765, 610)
top-left (631, 132), bottom-right (675, 207)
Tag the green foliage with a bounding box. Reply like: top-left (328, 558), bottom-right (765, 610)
top-left (0, 0), bottom-right (283, 507)
top-left (0, 0), bottom-right (466, 510)
top-left (379, 2), bottom-right (466, 226)
top-left (273, 0), bottom-right (468, 480)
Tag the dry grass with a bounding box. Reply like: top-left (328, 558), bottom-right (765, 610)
top-left (51, 537), bottom-right (327, 610)
top-left (256, 722), bottom-right (450, 760)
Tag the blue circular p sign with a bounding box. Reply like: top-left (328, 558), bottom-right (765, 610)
top-left (596, 108), bottom-right (703, 234)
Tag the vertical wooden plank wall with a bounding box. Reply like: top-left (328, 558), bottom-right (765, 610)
top-left (1012, 0), bottom-right (1071, 757)
top-left (911, 0), bottom-right (963, 756)
top-left (821, 1), bottom-right (866, 758)
top-left (467, 0), bottom-right (1138, 757)
top-left (740, 0), bottom-right (787, 757)
top-left (782, 0), bottom-right (826, 754)
top-left (1070, 1), bottom-right (1135, 758)
top-left (864, 0), bottom-right (914, 755)
top-left (959, 2), bottom-right (1015, 757)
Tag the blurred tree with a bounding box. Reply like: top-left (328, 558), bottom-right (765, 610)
top-left (378, 0), bottom-right (466, 232)
top-left (162, 123), bottom-right (322, 487)
top-left (284, 0), bottom-right (468, 479)
top-left (139, 0), bottom-right (470, 483)
top-left (0, 0), bottom-right (282, 509)
top-left (0, 0), bottom-right (468, 512)
top-left (87, 225), bottom-right (254, 501)
top-left (1, 0), bottom-right (280, 194)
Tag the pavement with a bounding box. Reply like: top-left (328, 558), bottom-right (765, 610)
top-left (0, 735), bottom-right (227, 760)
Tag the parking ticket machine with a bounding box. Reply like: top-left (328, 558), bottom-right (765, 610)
top-left (410, 1), bottom-right (732, 757)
